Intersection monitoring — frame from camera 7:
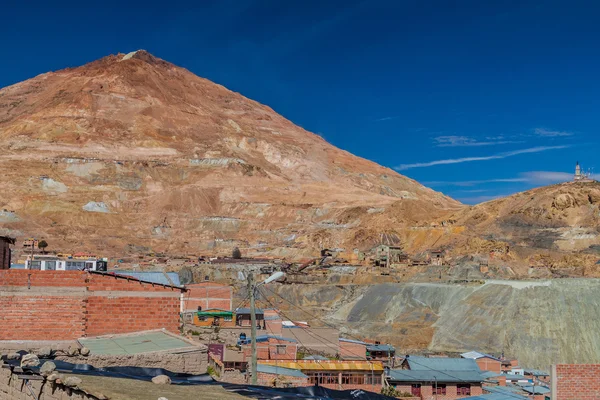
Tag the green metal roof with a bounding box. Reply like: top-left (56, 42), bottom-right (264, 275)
top-left (79, 331), bottom-right (197, 355)
top-left (197, 310), bottom-right (234, 317)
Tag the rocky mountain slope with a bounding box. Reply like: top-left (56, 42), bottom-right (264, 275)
top-left (0, 50), bottom-right (460, 257)
top-left (272, 279), bottom-right (600, 370)
top-left (446, 181), bottom-right (600, 272)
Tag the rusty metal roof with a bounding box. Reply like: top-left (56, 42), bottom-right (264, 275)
top-left (259, 360), bottom-right (384, 371)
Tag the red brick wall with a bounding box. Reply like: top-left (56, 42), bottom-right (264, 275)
top-left (393, 383), bottom-right (483, 399)
top-left (241, 338), bottom-right (297, 360)
top-left (476, 358), bottom-right (502, 373)
top-left (183, 282), bottom-right (232, 311)
top-left (339, 341), bottom-right (367, 360)
top-left (0, 270), bottom-right (183, 340)
top-left (554, 364), bottom-right (600, 400)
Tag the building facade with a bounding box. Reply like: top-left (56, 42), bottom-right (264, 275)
top-left (0, 236), bottom-right (15, 270)
top-left (183, 282), bottom-right (232, 312)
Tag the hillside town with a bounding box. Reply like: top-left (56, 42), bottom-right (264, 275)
top-left (1, 235), bottom-right (598, 400)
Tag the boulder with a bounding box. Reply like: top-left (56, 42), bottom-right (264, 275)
top-left (6, 352), bottom-right (21, 360)
top-left (40, 361), bottom-right (56, 377)
top-left (46, 373), bottom-right (61, 382)
top-left (80, 347), bottom-right (90, 356)
top-left (66, 345), bottom-right (80, 356)
top-left (20, 354), bottom-right (40, 368)
top-left (37, 346), bottom-right (53, 358)
top-left (151, 375), bottom-right (171, 385)
top-left (64, 376), bottom-right (82, 387)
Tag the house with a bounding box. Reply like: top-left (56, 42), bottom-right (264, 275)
top-left (24, 254), bottom-right (108, 271)
top-left (371, 245), bottom-right (408, 268)
top-left (263, 308), bottom-right (283, 335)
top-left (235, 307), bottom-right (265, 329)
top-left (256, 364), bottom-right (309, 388)
top-left (0, 236), bottom-right (15, 270)
top-left (183, 281), bottom-right (232, 312)
top-left (429, 249), bottom-right (446, 266)
top-left (339, 338), bottom-right (367, 360)
top-left (208, 343), bottom-right (247, 374)
top-left (281, 327), bottom-right (339, 356)
top-left (259, 359), bottom-right (384, 391)
top-left (367, 343), bottom-right (395, 363)
top-left (191, 308), bottom-right (236, 327)
top-left (461, 351), bottom-right (502, 373)
top-left (238, 335), bottom-right (298, 360)
top-left (391, 355), bottom-right (485, 399)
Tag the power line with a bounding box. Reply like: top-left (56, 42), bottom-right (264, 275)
top-left (260, 286), bottom-right (530, 400)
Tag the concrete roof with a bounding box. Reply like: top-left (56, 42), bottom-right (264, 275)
top-left (235, 307), bottom-right (264, 314)
top-left (405, 355), bottom-right (481, 371)
top-left (388, 369), bottom-right (485, 383)
top-left (239, 335), bottom-right (297, 345)
top-left (79, 330), bottom-right (202, 355)
top-left (256, 364), bottom-right (308, 378)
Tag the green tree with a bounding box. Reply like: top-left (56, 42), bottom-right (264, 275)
top-left (38, 240), bottom-right (48, 254)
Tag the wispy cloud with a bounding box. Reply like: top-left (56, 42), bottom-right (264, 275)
top-left (427, 171), bottom-right (574, 187)
top-left (434, 135), bottom-right (523, 147)
top-left (534, 128), bottom-right (574, 137)
top-left (374, 116), bottom-right (399, 122)
top-left (395, 145), bottom-right (569, 171)
top-left (457, 194), bottom-right (507, 204)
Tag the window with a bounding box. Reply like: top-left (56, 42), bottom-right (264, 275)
top-left (44, 261), bottom-right (56, 270)
top-left (433, 384), bottom-right (446, 395)
top-left (30, 261), bottom-right (42, 270)
top-left (276, 345), bottom-right (286, 355)
top-left (457, 384), bottom-right (471, 395)
top-left (224, 315), bottom-right (232, 322)
top-left (198, 315), bottom-right (207, 322)
top-left (365, 374), bottom-right (381, 385)
top-left (411, 384), bottom-right (422, 396)
top-left (308, 373), bottom-right (338, 385)
top-left (66, 261), bottom-right (85, 270)
top-left (85, 262), bottom-right (94, 270)
top-left (341, 373), bottom-right (365, 385)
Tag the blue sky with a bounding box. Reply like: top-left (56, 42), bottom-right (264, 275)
top-left (1, 0), bottom-right (598, 204)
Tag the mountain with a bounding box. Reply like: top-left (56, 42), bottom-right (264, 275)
top-left (0, 50), bottom-right (461, 258)
top-left (448, 181), bottom-right (600, 274)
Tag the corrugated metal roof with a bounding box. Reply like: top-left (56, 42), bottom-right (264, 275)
top-left (406, 356), bottom-right (481, 371)
top-left (461, 351), bottom-right (501, 361)
top-left (239, 335), bottom-right (297, 345)
top-left (303, 355), bottom-right (329, 361)
top-left (115, 271), bottom-right (182, 287)
top-left (468, 393), bottom-right (527, 400)
top-left (79, 331), bottom-right (198, 355)
top-left (367, 344), bottom-right (395, 352)
top-left (388, 369), bottom-right (485, 383)
top-left (259, 360), bottom-right (384, 371)
top-left (523, 368), bottom-right (549, 376)
top-left (257, 364), bottom-right (308, 378)
top-left (236, 307), bottom-right (264, 314)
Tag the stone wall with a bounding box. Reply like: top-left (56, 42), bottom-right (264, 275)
top-left (0, 367), bottom-right (99, 400)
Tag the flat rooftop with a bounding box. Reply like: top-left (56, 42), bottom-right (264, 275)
top-left (79, 330), bottom-right (203, 355)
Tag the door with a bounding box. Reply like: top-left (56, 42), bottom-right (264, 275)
top-left (411, 384), bottom-right (421, 396)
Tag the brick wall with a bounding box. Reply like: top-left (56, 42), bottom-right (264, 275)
top-left (183, 282), bottom-right (232, 311)
top-left (241, 338), bottom-right (297, 360)
top-left (339, 340), bottom-right (367, 360)
top-left (476, 358), bottom-right (502, 373)
top-left (0, 270), bottom-right (184, 340)
top-left (0, 239), bottom-right (11, 270)
top-left (393, 383), bottom-right (484, 399)
top-left (553, 364), bottom-right (600, 400)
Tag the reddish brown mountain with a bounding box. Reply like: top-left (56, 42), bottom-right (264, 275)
top-left (0, 50), bottom-right (461, 258)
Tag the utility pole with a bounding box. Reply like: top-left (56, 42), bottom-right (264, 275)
top-left (248, 272), bottom-right (258, 385)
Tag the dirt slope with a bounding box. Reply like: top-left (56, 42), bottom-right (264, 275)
top-left (0, 50), bottom-right (460, 257)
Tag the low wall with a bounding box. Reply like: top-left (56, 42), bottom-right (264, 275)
top-left (0, 367), bottom-right (99, 400)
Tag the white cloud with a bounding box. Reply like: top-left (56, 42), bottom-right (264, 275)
top-left (426, 171), bottom-right (574, 187)
top-left (395, 145), bottom-right (569, 171)
top-left (374, 116), bottom-right (399, 122)
top-left (534, 128), bottom-right (574, 137)
top-left (434, 135), bottom-right (523, 147)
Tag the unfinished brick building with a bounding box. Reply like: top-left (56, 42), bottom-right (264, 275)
top-left (0, 270), bottom-right (185, 340)
top-left (0, 236), bottom-right (15, 270)
top-left (183, 281), bottom-right (232, 311)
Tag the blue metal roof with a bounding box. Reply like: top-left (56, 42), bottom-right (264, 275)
top-left (366, 344), bottom-right (395, 352)
top-left (236, 307), bottom-right (264, 314)
top-left (405, 356), bottom-right (481, 372)
top-left (468, 393), bottom-right (527, 400)
top-left (388, 369), bottom-right (484, 383)
top-left (523, 368), bottom-right (549, 376)
top-left (256, 364), bottom-right (307, 378)
top-left (238, 335), bottom-right (297, 345)
top-left (116, 271), bottom-right (182, 287)
top-left (303, 355), bottom-right (329, 360)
